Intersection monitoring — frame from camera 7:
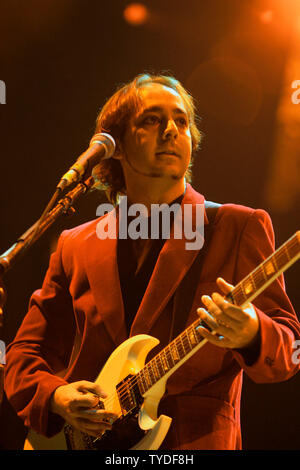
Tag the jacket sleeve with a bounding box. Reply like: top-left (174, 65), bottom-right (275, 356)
top-left (4, 231), bottom-right (76, 437)
top-left (231, 209), bottom-right (300, 382)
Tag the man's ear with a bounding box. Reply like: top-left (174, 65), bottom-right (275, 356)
top-left (112, 139), bottom-right (124, 161)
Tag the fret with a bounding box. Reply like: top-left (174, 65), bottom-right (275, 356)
top-left (239, 282), bottom-right (245, 297)
top-left (137, 371), bottom-right (146, 395)
top-left (179, 335), bottom-right (186, 356)
top-left (182, 332), bottom-right (192, 354)
top-left (252, 271), bottom-right (261, 290)
top-left (251, 268), bottom-right (265, 291)
top-left (264, 259), bottom-right (275, 276)
top-left (283, 244), bottom-right (290, 261)
top-left (170, 342), bottom-right (180, 362)
top-left (260, 263), bottom-right (268, 282)
top-left (147, 361), bottom-right (155, 386)
top-left (140, 369), bottom-right (148, 390)
top-left (288, 239), bottom-right (300, 258)
top-left (242, 276), bottom-right (255, 296)
top-left (144, 366), bottom-right (153, 388)
top-left (165, 346), bottom-right (175, 368)
top-left (188, 326), bottom-right (198, 346)
top-left (156, 355), bottom-right (165, 378)
top-left (276, 249), bottom-right (288, 268)
top-left (232, 287), bottom-right (247, 306)
top-left (176, 336), bottom-right (185, 358)
top-left (185, 329), bottom-right (193, 349)
top-left (272, 255), bottom-right (279, 271)
top-left (151, 358), bottom-right (160, 381)
top-left (161, 352), bottom-right (170, 373)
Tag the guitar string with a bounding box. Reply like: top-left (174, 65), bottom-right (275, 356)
top-left (99, 236), bottom-right (300, 413)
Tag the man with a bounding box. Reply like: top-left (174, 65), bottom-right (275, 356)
top-left (4, 73), bottom-right (300, 450)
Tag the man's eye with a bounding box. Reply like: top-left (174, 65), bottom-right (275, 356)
top-left (176, 117), bottom-right (188, 127)
top-left (143, 115), bottom-right (160, 125)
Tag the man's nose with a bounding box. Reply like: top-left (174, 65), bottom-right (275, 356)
top-left (162, 119), bottom-right (178, 140)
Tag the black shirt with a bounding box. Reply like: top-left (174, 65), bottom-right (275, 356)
top-left (117, 194), bottom-right (184, 335)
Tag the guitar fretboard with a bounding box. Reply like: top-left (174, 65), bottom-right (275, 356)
top-left (227, 231), bottom-right (300, 307)
top-left (133, 231), bottom-right (300, 395)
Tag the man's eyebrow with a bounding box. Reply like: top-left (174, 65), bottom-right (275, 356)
top-left (137, 106), bottom-right (188, 117)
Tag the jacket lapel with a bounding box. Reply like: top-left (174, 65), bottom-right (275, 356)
top-left (83, 209), bottom-right (127, 347)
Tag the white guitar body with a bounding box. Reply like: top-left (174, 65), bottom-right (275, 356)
top-left (25, 334), bottom-right (172, 450)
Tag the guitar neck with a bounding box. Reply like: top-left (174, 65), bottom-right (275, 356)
top-left (227, 230), bottom-right (300, 308)
top-left (135, 231), bottom-right (300, 395)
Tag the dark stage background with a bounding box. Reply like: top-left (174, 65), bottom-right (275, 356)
top-left (0, 0), bottom-right (299, 450)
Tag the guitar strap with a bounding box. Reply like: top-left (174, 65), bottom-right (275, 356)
top-left (170, 200), bottom-right (221, 340)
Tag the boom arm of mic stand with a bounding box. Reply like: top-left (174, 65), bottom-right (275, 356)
top-left (0, 176), bottom-right (95, 275)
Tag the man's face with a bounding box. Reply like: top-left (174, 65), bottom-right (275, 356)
top-left (118, 83), bottom-right (192, 182)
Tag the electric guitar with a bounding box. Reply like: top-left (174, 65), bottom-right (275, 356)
top-left (24, 231), bottom-right (300, 450)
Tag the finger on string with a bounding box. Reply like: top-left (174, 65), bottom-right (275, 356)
top-left (211, 292), bottom-right (245, 322)
top-left (201, 295), bottom-right (232, 323)
top-left (201, 295), bottom-right (222, 314)
top-left (197, 309), bottom-right (236, 339)
top-left (197, 308), bottom-right (218, 331)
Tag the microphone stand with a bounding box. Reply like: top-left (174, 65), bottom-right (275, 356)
top-left (0, 175), bottom-right (95, 405)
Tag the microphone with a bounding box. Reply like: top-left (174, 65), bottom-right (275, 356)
top-left (57, 133), bottom-right (116, 190)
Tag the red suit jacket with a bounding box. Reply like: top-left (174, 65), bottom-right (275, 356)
top-left (4, 185), bottom-right (300, 449)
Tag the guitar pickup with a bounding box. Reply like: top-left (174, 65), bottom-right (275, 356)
top-left (116, 374), bottom-right (142, 414)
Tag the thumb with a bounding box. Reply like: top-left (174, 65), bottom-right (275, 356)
top-left (216, 277), bottom-right (234, 295)
top-left (76, 380), bottom-right (107, 399)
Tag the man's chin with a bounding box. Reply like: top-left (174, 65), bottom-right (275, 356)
top-left (145, 170), bottom-right (184, 180)
top-left (148, 164), bottom-right (186, 180)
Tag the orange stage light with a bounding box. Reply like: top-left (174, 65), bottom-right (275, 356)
top-left (259, 10), bottom-right (274, 24)
top-left (123, 3), bottom-right (149, 26)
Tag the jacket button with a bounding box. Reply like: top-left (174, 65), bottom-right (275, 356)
top-left (264, 356), bottom-right (274, 366)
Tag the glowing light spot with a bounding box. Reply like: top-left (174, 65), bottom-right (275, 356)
top-left (123, 3), bottom-right (149, 26)
top-left (259, 10), bottom-right (274, 24)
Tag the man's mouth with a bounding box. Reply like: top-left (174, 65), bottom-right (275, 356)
top-left (156, 150), bottom-right (179, 157)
